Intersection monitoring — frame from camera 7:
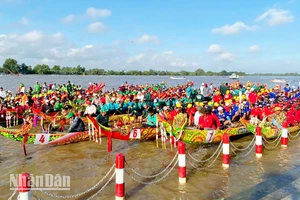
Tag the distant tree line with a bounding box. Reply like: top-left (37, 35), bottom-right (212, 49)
top-left (2, 57), bottom-right (296, 76)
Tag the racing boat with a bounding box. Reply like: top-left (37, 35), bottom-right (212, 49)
top-left (240, 118), bottom-right (300, 139)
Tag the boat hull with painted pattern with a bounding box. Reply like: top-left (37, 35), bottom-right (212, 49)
top-left (240, 118), bottom-right (300, 139)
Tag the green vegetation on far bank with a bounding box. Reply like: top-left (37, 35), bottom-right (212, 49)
top-left (0, 58), bottom-right (299, 76)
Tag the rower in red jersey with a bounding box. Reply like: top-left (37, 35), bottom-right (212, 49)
top-left (198, 106), bottom-right (220, 130)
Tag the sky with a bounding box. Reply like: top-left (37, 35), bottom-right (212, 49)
top-left (0, 0), bottom-right (299, 73)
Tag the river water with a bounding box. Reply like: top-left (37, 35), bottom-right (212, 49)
top-left (0, 74), bottom-right (299, 93)
top-left (1, 75), bottom-right (300, 200)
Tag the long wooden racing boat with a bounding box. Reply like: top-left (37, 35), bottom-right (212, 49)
top-left (158, 114), bottom-right (250, 144)
top-left (175, 126), bottom-right (250, 144)
top-left (87, 116), bottom-right (159, 141)
top-left (240, 118), bottom-right (300, 139)
top-left (0, 125), bottom-right (89, 145)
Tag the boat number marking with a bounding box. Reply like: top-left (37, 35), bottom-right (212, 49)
top-left (130, 129), bottom-right (141, 139)
top-left (39, 135), bottom-right (45, 143)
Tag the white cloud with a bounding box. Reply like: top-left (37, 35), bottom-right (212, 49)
top-left (87, 22), bottom-right (107, 33)
top-left (163, 51), bottom-right (173, 55)
top-left (41, 58), bottom-right (55, 64)
top-left (248, 45), bottom-right (260, 53)
top-left (136, 34), bottom-right (159, 44)
top-left (20, 17), bottom-right (29, 25)
top-left (127, 53), bottom-right (145, 63)
top-left (170, 59), bottom-right (187, 67)
top-left (19, 31), bottom-right (44, 43)
top-left (256, 9), bottom-right (294, 26)
top-left (52, 32), bottom-right (64, 43)
top-left (212, 21), bottom-right (257, 35)
top-left (207, 44), bottom-right (223, 53)
top-left (207, 44), bottom-right (234, 62)
top-left (216, 52), bottom-right (234, 62)
top-left (86, 7), bottom-right (111, 18)
top-left (63, 14), bottom-right (75, 24)
top-left (0, 31), bottom-right (202, 71)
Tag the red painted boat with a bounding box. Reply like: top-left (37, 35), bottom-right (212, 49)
top-left (86, 116), bottom-right (159, 141)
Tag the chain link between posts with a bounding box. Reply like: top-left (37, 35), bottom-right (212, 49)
top-left (262, 136), bottom-right (282, 150)
top-left (187, 143), bottom-right (223, 170)
top-left (125, 159), bottom-right (178, 185)
top-left (8, 189), bottom-right (17, 200)
top-left (32, 193), bottom-right (41, 200)
top-left (262, 134), bottom-right (281, 144)
top-left (125, 152), bottom-right (178, 178)
top-left (86, 172), bottom-right (116, 200)
top-left (231, 140), bottom-right (255, 158)
top-left (230, 135), bottom-right (256, 151)
top-left (288, 130), bottom-right (300, 138)
top-left (34, 163), bottom-right (115, 199)
top-left (188, 141), bottom-right (223, 163)
top-left (288, 130), bottom-right (300, 142)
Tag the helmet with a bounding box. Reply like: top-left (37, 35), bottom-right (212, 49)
top-left (67, 112), bottom-right (75, 119)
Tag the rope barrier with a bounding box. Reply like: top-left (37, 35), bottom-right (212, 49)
top-left (230, 136), bottom-right (256, 151)
top-left (188, 141), bottom-right (223, 163)
top-left (125, 159), bottom-right (178, 185)
top-left (8, 189), bottom-right (17, 200)
top-left (125, 152), bottom-right (178, 178)
top-left (35, 164), bottom-right (115, 199)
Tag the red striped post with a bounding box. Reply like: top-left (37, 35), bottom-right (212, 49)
top-left (18, 173), bottom-right (32, 200)
top-left (178, 141), bottom-right (186, 184)
top-left (115, 153), bottom-right (125, 200)
top-left (255, 126), bottom-right (263, 158)
top-left (222, 133), bottom-right (230, 169)
top-left (281, 122), bottom-right (288, 147)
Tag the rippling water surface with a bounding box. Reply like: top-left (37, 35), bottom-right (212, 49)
top-left (1, 75), bottom-right (300, 199)
top-left (0, 75), bottom-right (299, 93)
top-left (1, 134), bottom-right (300, 199)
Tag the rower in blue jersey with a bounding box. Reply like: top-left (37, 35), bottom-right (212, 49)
top-left (143, 107), bottom-right (157, 127)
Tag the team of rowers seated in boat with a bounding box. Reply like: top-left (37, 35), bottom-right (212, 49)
top-left (1, 81), bottom-right (300, 133)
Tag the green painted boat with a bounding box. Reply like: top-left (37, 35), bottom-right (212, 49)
top-left (0, 125), bottom-right (89, 145)
top-left (240, 118), bottom-right (300, 139)
top-left (172, 126), bottom-right (250, 144)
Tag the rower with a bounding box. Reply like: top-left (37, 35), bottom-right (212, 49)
top-left (198, 106), bottom-right (220, 130)
top-left (143, 107), bottom-right (157, 127)
top-left (83, 100), bottom-right (96, 117)
top-left (269, 107), bottom-right (286, 128)
top-left (96, 108), bottom-right (109, 127)
top-left (67, 112), bottom-right (85, 132)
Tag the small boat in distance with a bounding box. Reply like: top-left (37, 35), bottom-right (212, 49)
top-left (270, 79), bottom-right (286, 83)
top-left (170, 76), bottom-right (186, 80)
top-left (229, 73), bottom-right (239, 79)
